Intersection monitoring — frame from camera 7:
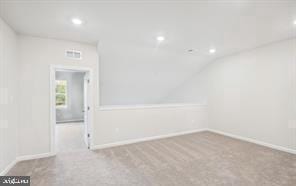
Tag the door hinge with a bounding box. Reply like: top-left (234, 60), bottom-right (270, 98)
top-left (88, 106), bottom-right (90, 110)
top-left (87, 133), bottom-right (90, 138)
top-left (87, 79), bottom-right (90, 83)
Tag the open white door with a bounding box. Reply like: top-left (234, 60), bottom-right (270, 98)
top-left (83, 73), bottom-right (90, 148)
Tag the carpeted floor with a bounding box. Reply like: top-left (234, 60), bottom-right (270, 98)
top-left (55, 122), bottom-right (87, 152)
top-left (6, 132), bottom-right (296, 186)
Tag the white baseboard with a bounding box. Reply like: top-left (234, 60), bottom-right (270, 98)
top-left (16, 152), bottom-right (56, 162)
top-left (0, 152), bottom-right (56, 176)
top-left (91, 128), bottom-right (208, 150)
top-left (0, 159), bottom-right (18, 176)
top-left (2, 128), bottom-right (294, 175)
top-left (92, 128), bottom-right (296, 155)
top-left (208, 129), bottom-right (296, 155)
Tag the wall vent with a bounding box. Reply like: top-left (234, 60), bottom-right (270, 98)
top-left (65, 50), bottom-right (82, 60)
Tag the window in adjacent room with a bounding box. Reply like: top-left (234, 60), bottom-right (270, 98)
top-left (56, 80), bottom-right (67, 108)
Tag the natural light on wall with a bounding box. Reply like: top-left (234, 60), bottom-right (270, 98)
top-left (98, 35), bottom-right (211, 106)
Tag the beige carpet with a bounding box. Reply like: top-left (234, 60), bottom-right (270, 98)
top-left (6, 132), bottom-right (296, 186)
top-left (55, 123), bottom-right (87, 152)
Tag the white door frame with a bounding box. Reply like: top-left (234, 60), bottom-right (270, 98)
top-left (50, 65), bottom-right (94, 154)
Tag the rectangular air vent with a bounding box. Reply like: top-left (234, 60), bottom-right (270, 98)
top-left (65, 50), bottom-right (82, 60)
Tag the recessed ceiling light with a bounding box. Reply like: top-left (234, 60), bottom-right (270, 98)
top-left (294, 20), bottom-right (296, 25)
top-left (72, 18), bottom-right (83, 25)
top-left (209, 48), bottom-right (216, 54)
top-left (157, 36), bottom-right (165, 42)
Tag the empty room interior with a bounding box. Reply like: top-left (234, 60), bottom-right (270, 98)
top-left (0, 0), bottom-right (296, 185)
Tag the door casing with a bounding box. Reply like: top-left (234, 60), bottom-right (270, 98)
top-left (50, 65), bottom-right (94, 154)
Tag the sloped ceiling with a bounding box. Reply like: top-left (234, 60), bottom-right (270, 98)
top-left (1, 0), bottom-right (296, 105)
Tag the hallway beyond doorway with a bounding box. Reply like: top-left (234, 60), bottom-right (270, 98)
top-left (55, 122), bottom-right (86, 152)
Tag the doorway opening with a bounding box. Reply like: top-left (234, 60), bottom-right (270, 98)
top-left (50, 65), bottom-right (93, 154)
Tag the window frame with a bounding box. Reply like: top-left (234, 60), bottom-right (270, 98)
top-left (55, 80), bottom-right (68, 109)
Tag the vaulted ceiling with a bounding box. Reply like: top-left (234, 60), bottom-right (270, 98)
top-left (1, 0), bottom-right (296, 105)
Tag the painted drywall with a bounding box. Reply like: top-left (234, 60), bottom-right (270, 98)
top-left (4, 1), bottom-right (295, 107)
top-left (0, 18), bottom-right (19, 174)
top-left (17, 35), bottom-right (208, 157)
top-left (56, 71), bottom-right (85, 123)
top-left (164, 38), bottom-right (296, 150)
top-left (160, 67), bottom-right (210, 105)
top-left (18, 36), bottom-right (99, 156)
top-left (7, 1), bottom-right (296, 107)
top-left (98, 40), bottom-right (209, 106)
top-left (3, 1), bottom-right (296, 106)
top-left (95, 104), bottom-right (207, 147)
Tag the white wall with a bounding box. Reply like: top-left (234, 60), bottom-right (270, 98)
top-left (3, 30), bottom-right (294, 169)
top-left (18, 36), bottom-right (99, 156)
top-left (18, 35), bottom-right (208, 157)
top-left (0, 18), bottom-right (19, 174)
top-left (99, 40), bottom-right (208, 106)
top-left (56, 71), bottom-right (85, 123)
top-left (3, 23), bottom-right (293, 173)
top-left (161, 68), bottom-right (210, 105)
top-left (95, 104), bottom-right (207, 147)
top-left (164, 38), bottom-right (296, 150)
